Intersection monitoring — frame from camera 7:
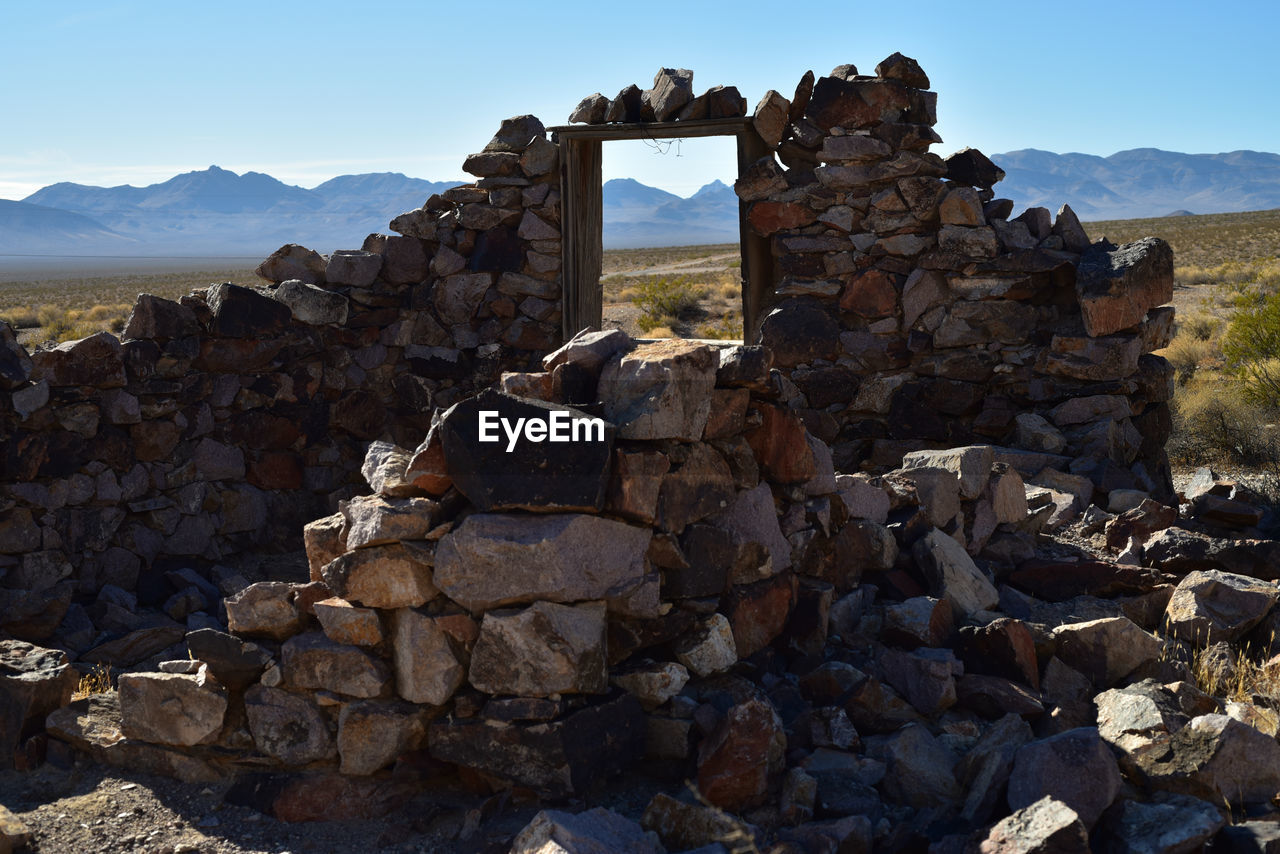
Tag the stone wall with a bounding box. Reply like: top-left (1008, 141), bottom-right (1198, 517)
top-left (0, 116), bottom-right (568, 646)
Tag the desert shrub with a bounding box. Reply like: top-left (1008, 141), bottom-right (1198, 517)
top-left (0, 305), bottom-right (40, 328)
top-left (1160, 334), bottom-right (1219, 383)
top-left (694, 313), bottom-right (744, 340)
top-left (631, 275), bottom-right (708, 330)
top-left (1170, 373), bottom-right (1280, 469)
top-left (1181, 312), bottom-right (1224, 341)
top-left (1223, 288), bottom-right (1280, 407)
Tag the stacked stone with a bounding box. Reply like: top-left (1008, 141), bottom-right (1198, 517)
top-left (0, 115), bottom-right (572, 652)
top-left (567, 68), bottom-right (748, 124)
top-left (723, 53), bottom-right (1176, 510)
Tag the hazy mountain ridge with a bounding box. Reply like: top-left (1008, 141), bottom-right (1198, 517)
top-left (992, 148), bottom-right (1280, 220)
top-left (5, 148), bottom-right (1280, 257)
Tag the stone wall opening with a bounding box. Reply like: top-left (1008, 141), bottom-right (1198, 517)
top-left (552, 118), bottom-right (777, 340)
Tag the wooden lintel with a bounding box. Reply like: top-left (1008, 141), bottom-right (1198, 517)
top-left (549, 117), bottom-right (754, 142)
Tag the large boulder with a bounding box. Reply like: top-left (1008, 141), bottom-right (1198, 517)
top-left (1163, 569), bottom-right (1280, 644)
top-left (0, 640), bottom-right (79, 769)
top-left (1007, 728), bottom-right (1121, 829)
top-left (598, 340), bottom-right (718, 441)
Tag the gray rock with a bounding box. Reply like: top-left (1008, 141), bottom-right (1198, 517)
top-left (1008, 728), bottom-right (1121, 829)
top-left (224, 582), bottom-right (301, 640)
top-left (869, 722), bottom-right (962, 809)
top-left (569, 93), bottom-right (610, 124)
top-left (244, 684), bottom-right (334, 765)
top-left (1099, 793), bottom-right (1225, 853)
top-left (1164, 570), bottom-right (1280, 644)
top-left (469, 601), bottom-right (607, 696)
top-left (281, 631), bottom-right (392, 698)
top-left (643, 68), bottom-right (694, 122)
top-left (0, 640), bottom-right (79, 769)
top-left (321, 543), bottom-right (438, 610)
top-left (598, 339), bottom-right (718, 441)
top-left (708, 482), bottom-right (792, 573)
top-left (118, 664), bottom-right (228, 747)
top-left (1134, 713), bottom-right (1280, 805)
top-left (673, 613), bottom-right (738, 676)
top-left (980, 796), bottom-right (1089, 854)
top-left (389, 607), bottom-right (464, 705)
top-left (912, 528), bottom-right (999, 616)
top-left (434, 513), bottom-right (651, 612)
top-left (324, 249), bottom-right (381, 287)
top-left (337, 700), bottom-right (428, 775)
top-left (340, 494), bottom-right (439, 549)
top-left (1052, 617), bottom-right (1162, 688)
top-left (273, 279), bottom-right (347, 325)
top-left (511, 808), bottom-right (663, 854)
top-left (255, 243), bottom-right (325, 284)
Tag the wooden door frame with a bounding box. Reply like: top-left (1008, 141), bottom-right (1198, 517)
top-left (550, 118), bottom-right (776, 342)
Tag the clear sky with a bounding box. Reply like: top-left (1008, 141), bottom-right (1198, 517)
top-left (3, 0), bottom-right (1277, 200)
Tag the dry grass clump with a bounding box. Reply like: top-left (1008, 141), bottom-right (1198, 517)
top-left (72, 662), bottom-right (114, 701)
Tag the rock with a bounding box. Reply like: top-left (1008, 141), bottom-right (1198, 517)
top-left (117, 664), bottom-right (228, 747)
top-left (641, 792), bottom-right (753, 852)
top-left (437, 389), bottom-right (614, 512)
top-left (883, 596), bottom-right (954, 649)
top-left (881, 647), bottom-right (959, 715)
top-left (244, 684), bottom-right (334, 765)
top-left (1015, 413), bottom-right (1067, 454)
top-left (485, 114), bottom-right (545, 153)
top-left (224, 581), bottom-right (302, 640)
top-left (542, 327), bottom-right (630, 374)
top-left (756, 298), bottom-right (840, 368)
top-left (320, 543), bottom-right (438, 609)
top-left (0, 803), bottom-right (31, 853)
top-left (724, 572), bottom-right (796, 658)
top-left (697, 692), bottom-right (786, 811)
top-left (1076, 238), bottom-right (1175, 337)
top-left (746, 403), bottom-right (817, 484)
top-left (959, 712), bottom-right (1035, 823)
top-left (901, 445), bottom-right (994, 499)
top-left (429, 692), bottom-right (644, 797)
top-left (944, 148), bottom-right (1006, 189)
top-left (359, 441), bottom-right (415, 498)
top-left (979, 796), bottom-right (1089, 854)
top-left (836, 474), bottom-right (890, 524)
top-left (656, 442), bottom-right (736, 534)
top-left (1129, 712), bottom-right (1280, 806)
top-left (612, 662), bottom-right (690, 709)
top-left (752, 89), bottom-right (790, 148)
top-left (281, 631), bottom-right (392, 698)
top-left (1098, 792), bottom-right (1225, 852)
top-left (185, 628), bottom-right (271, 690)
top-left (434, 513), bottom-right (650, 612)
top-left (1042, 333), bottom-right (1142, 382)
top-left (1051, 617), bottom-right (1162, 688)
top-left (1053, 205), bottom-right (1091, 253)
top-left (341, 494), bottom-right (439, 548)
top-left (121, 293), bottom-right (200, 340)
top-left (337, 700), bottom-right (428, 775)
top-left (569, 93), bottom-right (610, 124)
top-left (273, 279), bottom-right (347, 325)
top-left (598, 340), bottom-right (718, 441)
top-left (870, 722), bottom-right (962, 809)
top-left (644, 67), bottom-right (694, 122)
top-left (1164, 569), bottom-right (1279, 644)
top-left (324, 249), bottom-right (381, 286)
top-left (674, 613), bottom-right (738, 676)
top-left (0, 641), bottom-right (79, 770)
top-left (876, 52), bottom-right (929, 88)
top-left (511, 808), bottom-right (663, 854)
top-left (0, 322), bottom-right (32, 390)
top-left (912, 529), bottom-right (999, 616)
top-left (1143, 527), bottom-right (1280, 579)
top-left (958, 618), bottom-right (1039, 689)
top-left (313, 597), bottom-right (383, 646)
top-left (206, 282), bottom-right (292, 338)
top-left (1007, 728), bottom-right (1121, 828)
top-left (469, 601), bottom-right (607, 696)
top-left (30, 331), bottom-right (126, 388)
top-left (605, 84), bottom-right (644, 123)
top-left (389, 607), bottom-right (465, 705)
top-left (256, 243), bottom-right (326, 284)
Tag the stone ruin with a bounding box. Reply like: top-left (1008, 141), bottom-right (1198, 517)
top-left (7, 53), bottom-right (1280, 852)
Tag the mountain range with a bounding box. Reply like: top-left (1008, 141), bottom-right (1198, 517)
top-left (3, 147), bottom-right (1280, 259)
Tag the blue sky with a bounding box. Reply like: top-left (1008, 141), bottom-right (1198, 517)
top-left (3, 0), bottom-right (1277, 200)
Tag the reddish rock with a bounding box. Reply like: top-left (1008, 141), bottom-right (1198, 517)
top-left (267, 774), bottom-right (416, 822)
top-left (255, 243), bottom-right (326, 285)
top-left (606, 449), bottom-right (671, 525)
top-left (1076, 238), bottom-right (1174, 337)
top-left (958, 618), bottom-right (1040, 690)
top-left (724, 572), bottom-right (798, 658)
top-left (247, 451), bottom-right (303, 490)
top-left (405, 425), bottom-right (452, 496)
top-left (1008, 560), bottom-right (1171, 602)
top-left (31, 332), bottom-right (126, 388)
top-left (746, 404), bottom-right (817, 483)
top-left (697, 694), bottom-right (786, 810)
top-left (748, 201), bottom-right (817, 236)
top-left (839, 269), bottom-right (898, 317)
top-left (655, 442), bottom-right (735, 533)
